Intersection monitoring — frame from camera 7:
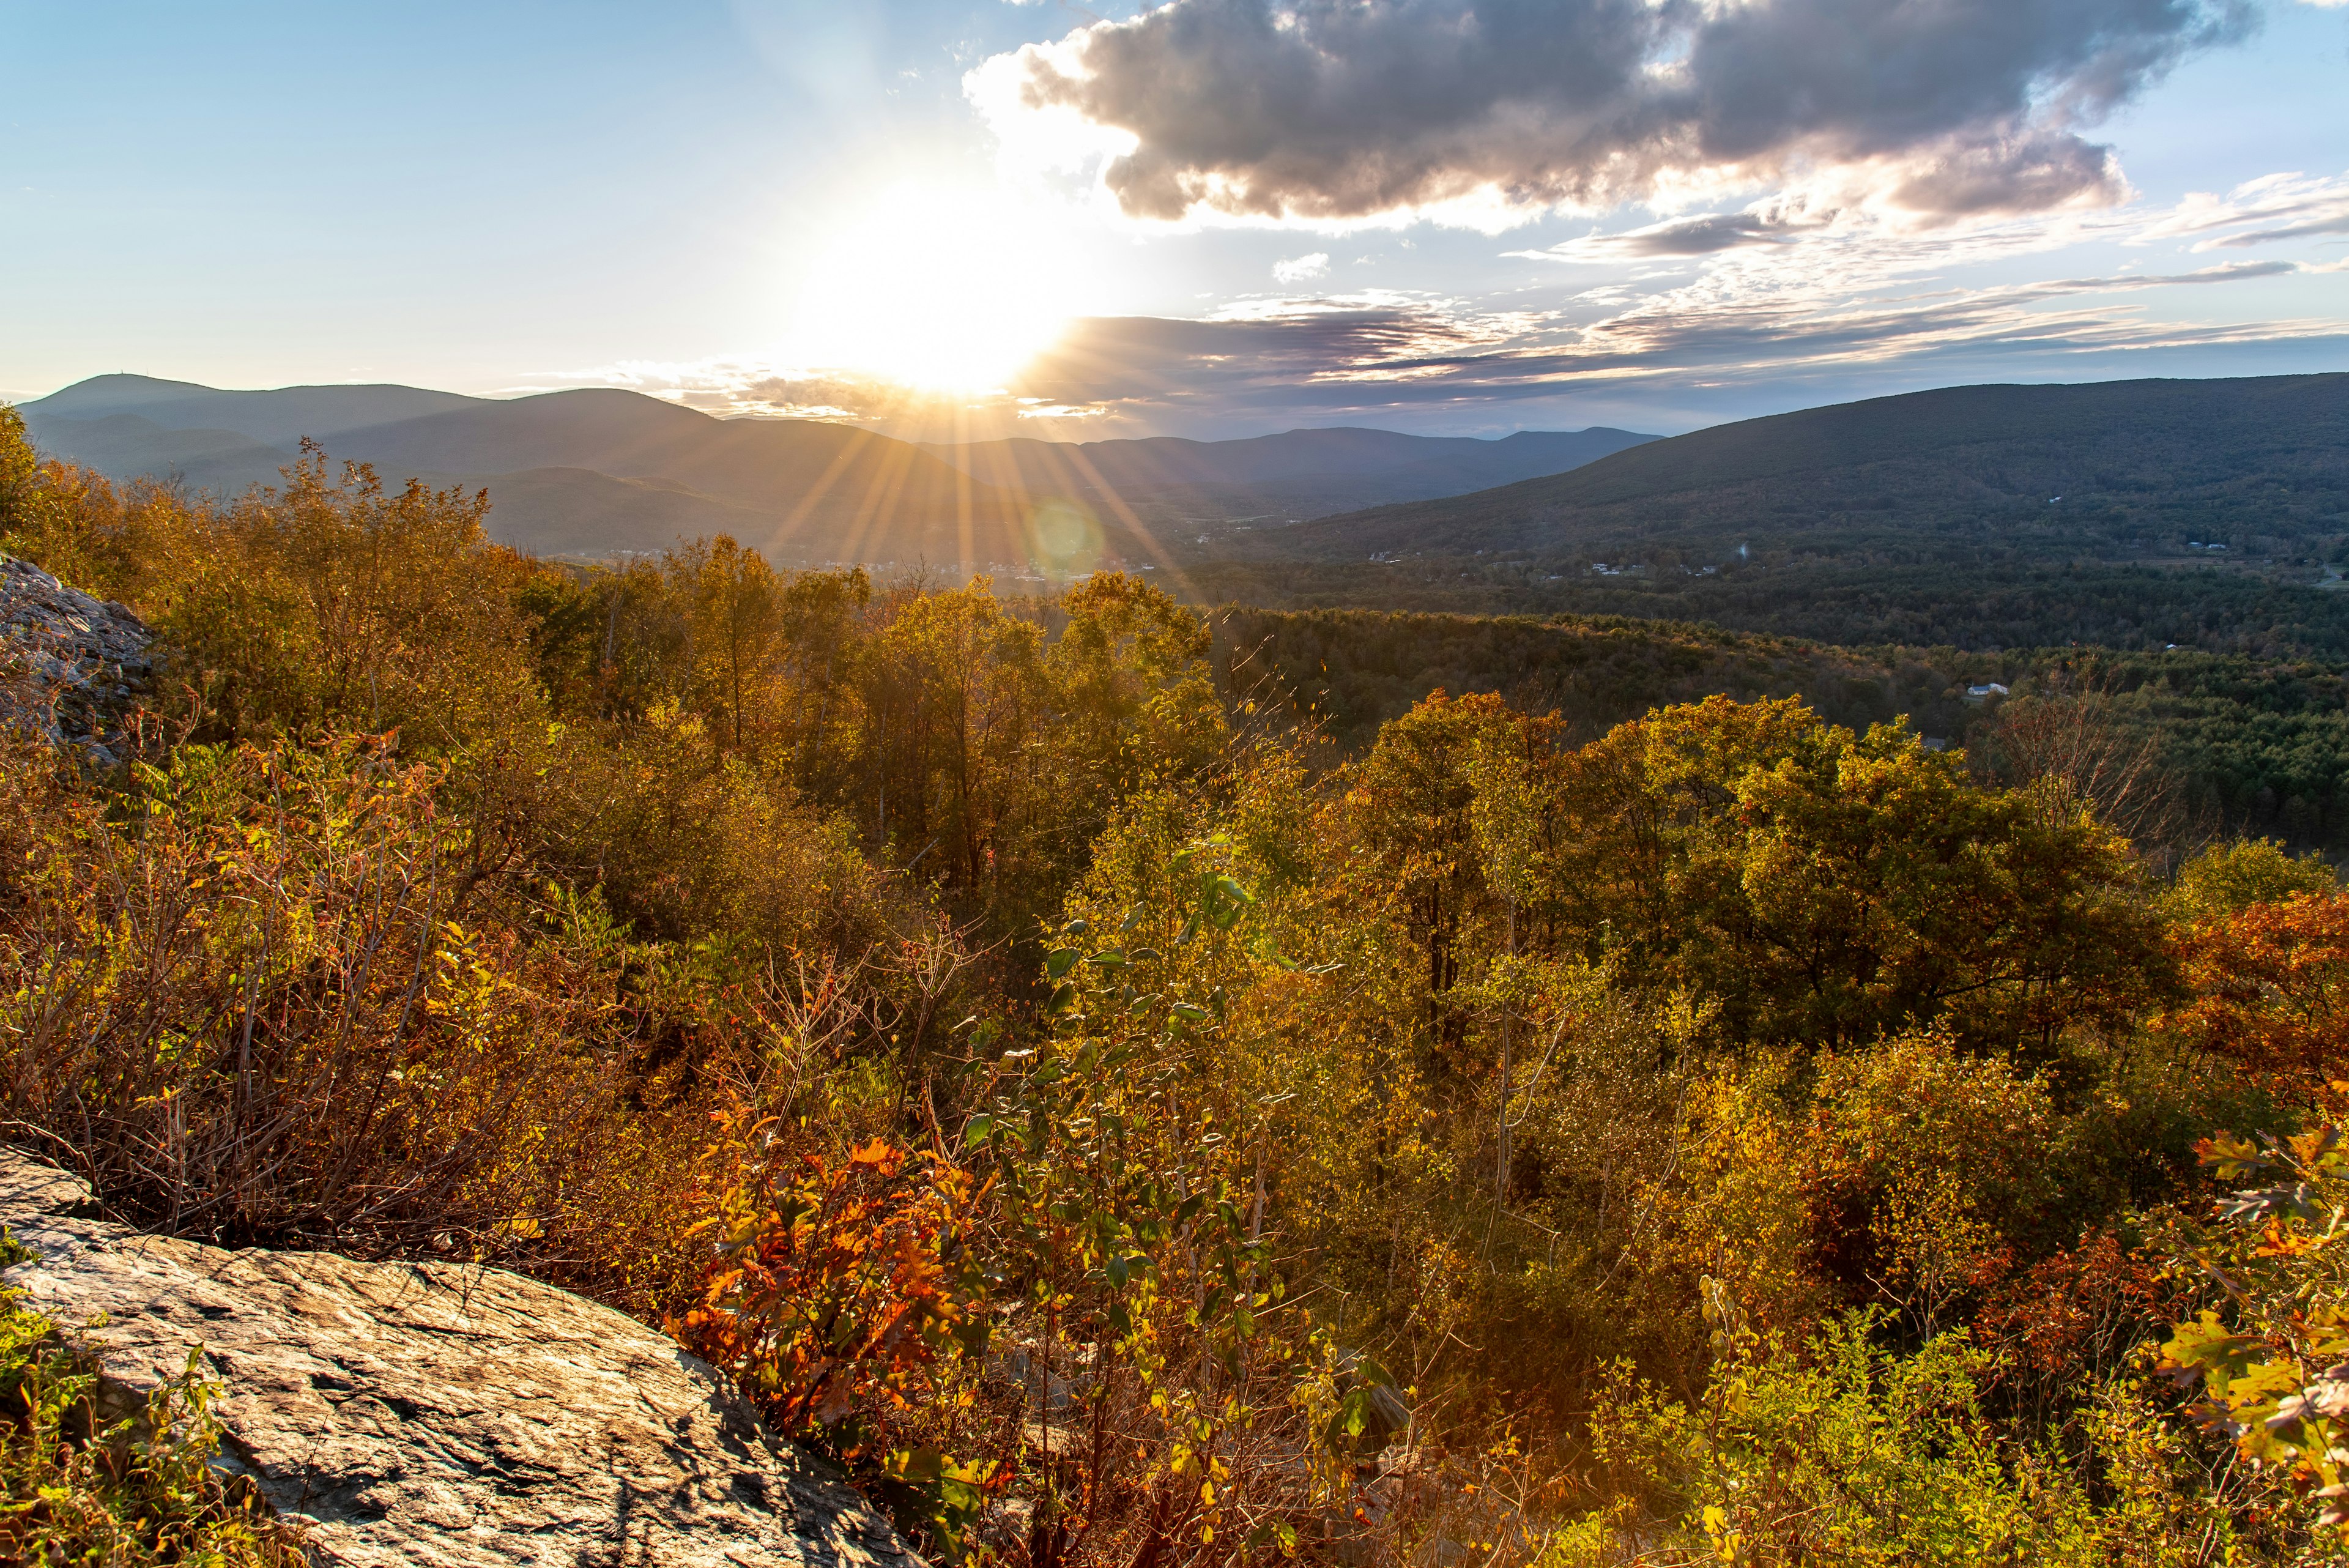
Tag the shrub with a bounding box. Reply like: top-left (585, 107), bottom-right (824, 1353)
top-left (1556, 1312), bottom-right (2274, 1565)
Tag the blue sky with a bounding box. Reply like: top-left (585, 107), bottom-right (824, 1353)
top-left (4, 0), bottom-right (2345, 437)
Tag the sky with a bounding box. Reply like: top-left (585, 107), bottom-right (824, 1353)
top-left (2, 0), bottom-right (2346, 439)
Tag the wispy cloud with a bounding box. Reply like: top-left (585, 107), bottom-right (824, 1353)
top-left (505, 359), bottom-right (1096, 427)
top-left (2134, 171), bottom-right (2349, 250)
top-left (966, 256), bottom-right (2326, 430)
top-left (1518, 205), bottom-right (1833, 261)
top-left (1272, 251), bottom-right (1331, 282)
top-left (547, 236), bottom-right (2335, 437)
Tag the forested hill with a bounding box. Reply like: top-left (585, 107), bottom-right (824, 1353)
top-left (1257, 373), bottom-right (2349, 566)
top-left (923, 424), bottom-right (1655, 521)
top-left (19, 374), bottom-right (1042, 568)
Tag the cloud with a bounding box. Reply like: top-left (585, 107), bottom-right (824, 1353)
top-left (979, 247), bottom-right (2334, 431)
top-left (513, 359), bottom-right (1017, 425)
top-left (546, 237), bottom-right (2334, 439)
top-left (2083, 259), bottom-right (2299, 285)
top-left (1524, 210), bottom-right (1825, 261)
top-left (1272, 251), bottom-right (1331, 282)
top-left (2134, 171), bottom-right (2349, 251)
top-left (974, 0), bottom-right (2255, 228)
top-left (546, 169), bottom-right (2347, 439)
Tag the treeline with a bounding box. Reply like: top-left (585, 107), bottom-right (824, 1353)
top-left (1214, 604), bottom-right (1986, 751)
top-left (1188, 555), bottom-right (2349, 658)
top-left (1215, 603), bottom-right (2349, 852)
top-left (8, 409), bottom-right (2349, 1562)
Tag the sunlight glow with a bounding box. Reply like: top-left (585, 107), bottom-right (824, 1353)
top-left (788, 184), bottom-right (1079, 393)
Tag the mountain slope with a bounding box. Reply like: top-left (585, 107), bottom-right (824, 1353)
top-left (927, 425), bottom-right (1655, 520)
top-left (1262, 374), bottom-right (2349, 564)
top-left (19, 380), bottom-right (1048, 568)
top-left (17, 413), bottom-right (294, 493)
top-left (310, 388), bottom-right (1042, 564)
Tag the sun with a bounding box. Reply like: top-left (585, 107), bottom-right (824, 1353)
top-left (789, 184), bottom-right (1079, 394)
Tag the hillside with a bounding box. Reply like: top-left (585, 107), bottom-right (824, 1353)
top-left (1169, 374), bottom-right (2349, 657)
top-left (303, 387), bottom-right (1043, 566)
top-left (1214, 603), bottom-right (2349, 845)
top-left (18, 376), bottom-right (1046, 568)
top-left (926, 424), bottom-right (1655, 523)
top-left (1260, 373), bottom-right (2349, 565)
top-left (1182, 554), bottom-right (2349, 660)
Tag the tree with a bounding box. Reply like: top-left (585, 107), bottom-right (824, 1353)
top-left (2162, 888), bottom-right (2349, 1102)
top-left (676, 535), bottom-right (785, 755)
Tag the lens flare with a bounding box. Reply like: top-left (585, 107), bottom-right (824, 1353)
top-left (1026, 498), bottom-right (1103, 578)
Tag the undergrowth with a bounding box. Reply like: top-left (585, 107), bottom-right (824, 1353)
top-left (0, 1232), bottom-right (304, 1566)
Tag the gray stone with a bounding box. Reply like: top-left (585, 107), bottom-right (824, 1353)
top-left (0, 552), bottom-right (155, 765)
top-left (0, 1145), bottom-right (926, 1567)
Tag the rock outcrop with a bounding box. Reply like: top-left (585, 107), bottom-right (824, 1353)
top-left (0, 1146), bottom-right (924, 1567)
top-left (0, 554), bottom-right (153, 765)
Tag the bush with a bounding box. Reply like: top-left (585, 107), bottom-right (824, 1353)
top-left (1556, 1312), bottom-right (2278, 1564)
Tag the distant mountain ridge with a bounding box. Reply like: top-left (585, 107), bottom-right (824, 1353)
top-left (19, 377), bottom-right (1036, 567)
top-left (15, 375), bottom-right (1653, 569)
top-left (30, 373), bottom-right (481, 444)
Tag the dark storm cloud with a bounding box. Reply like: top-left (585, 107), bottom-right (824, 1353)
top-left (987, 0), bottom-right (2255, 223)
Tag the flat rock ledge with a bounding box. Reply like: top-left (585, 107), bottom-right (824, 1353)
top-left (0, 1147), bottom-right (924, 1568)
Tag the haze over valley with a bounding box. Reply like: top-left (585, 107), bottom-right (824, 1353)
top-left (20, 372), bottom-right (1658, 571)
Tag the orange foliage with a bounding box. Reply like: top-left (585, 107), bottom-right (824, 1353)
top-left (674, 1133), bottom-right (981, 1446)
top-left (2164, 890), bottom-right (2349, 1100)
top-left (1973, 1230), bottom-right (2181, 1396)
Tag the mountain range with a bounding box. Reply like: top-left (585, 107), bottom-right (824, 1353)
top-left (23, 371), bottom-right (2344, 634)
top-left (13, 375), bottom-right (1652, 570)
top-left (1252, 373), bottom-right (2349, 567)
